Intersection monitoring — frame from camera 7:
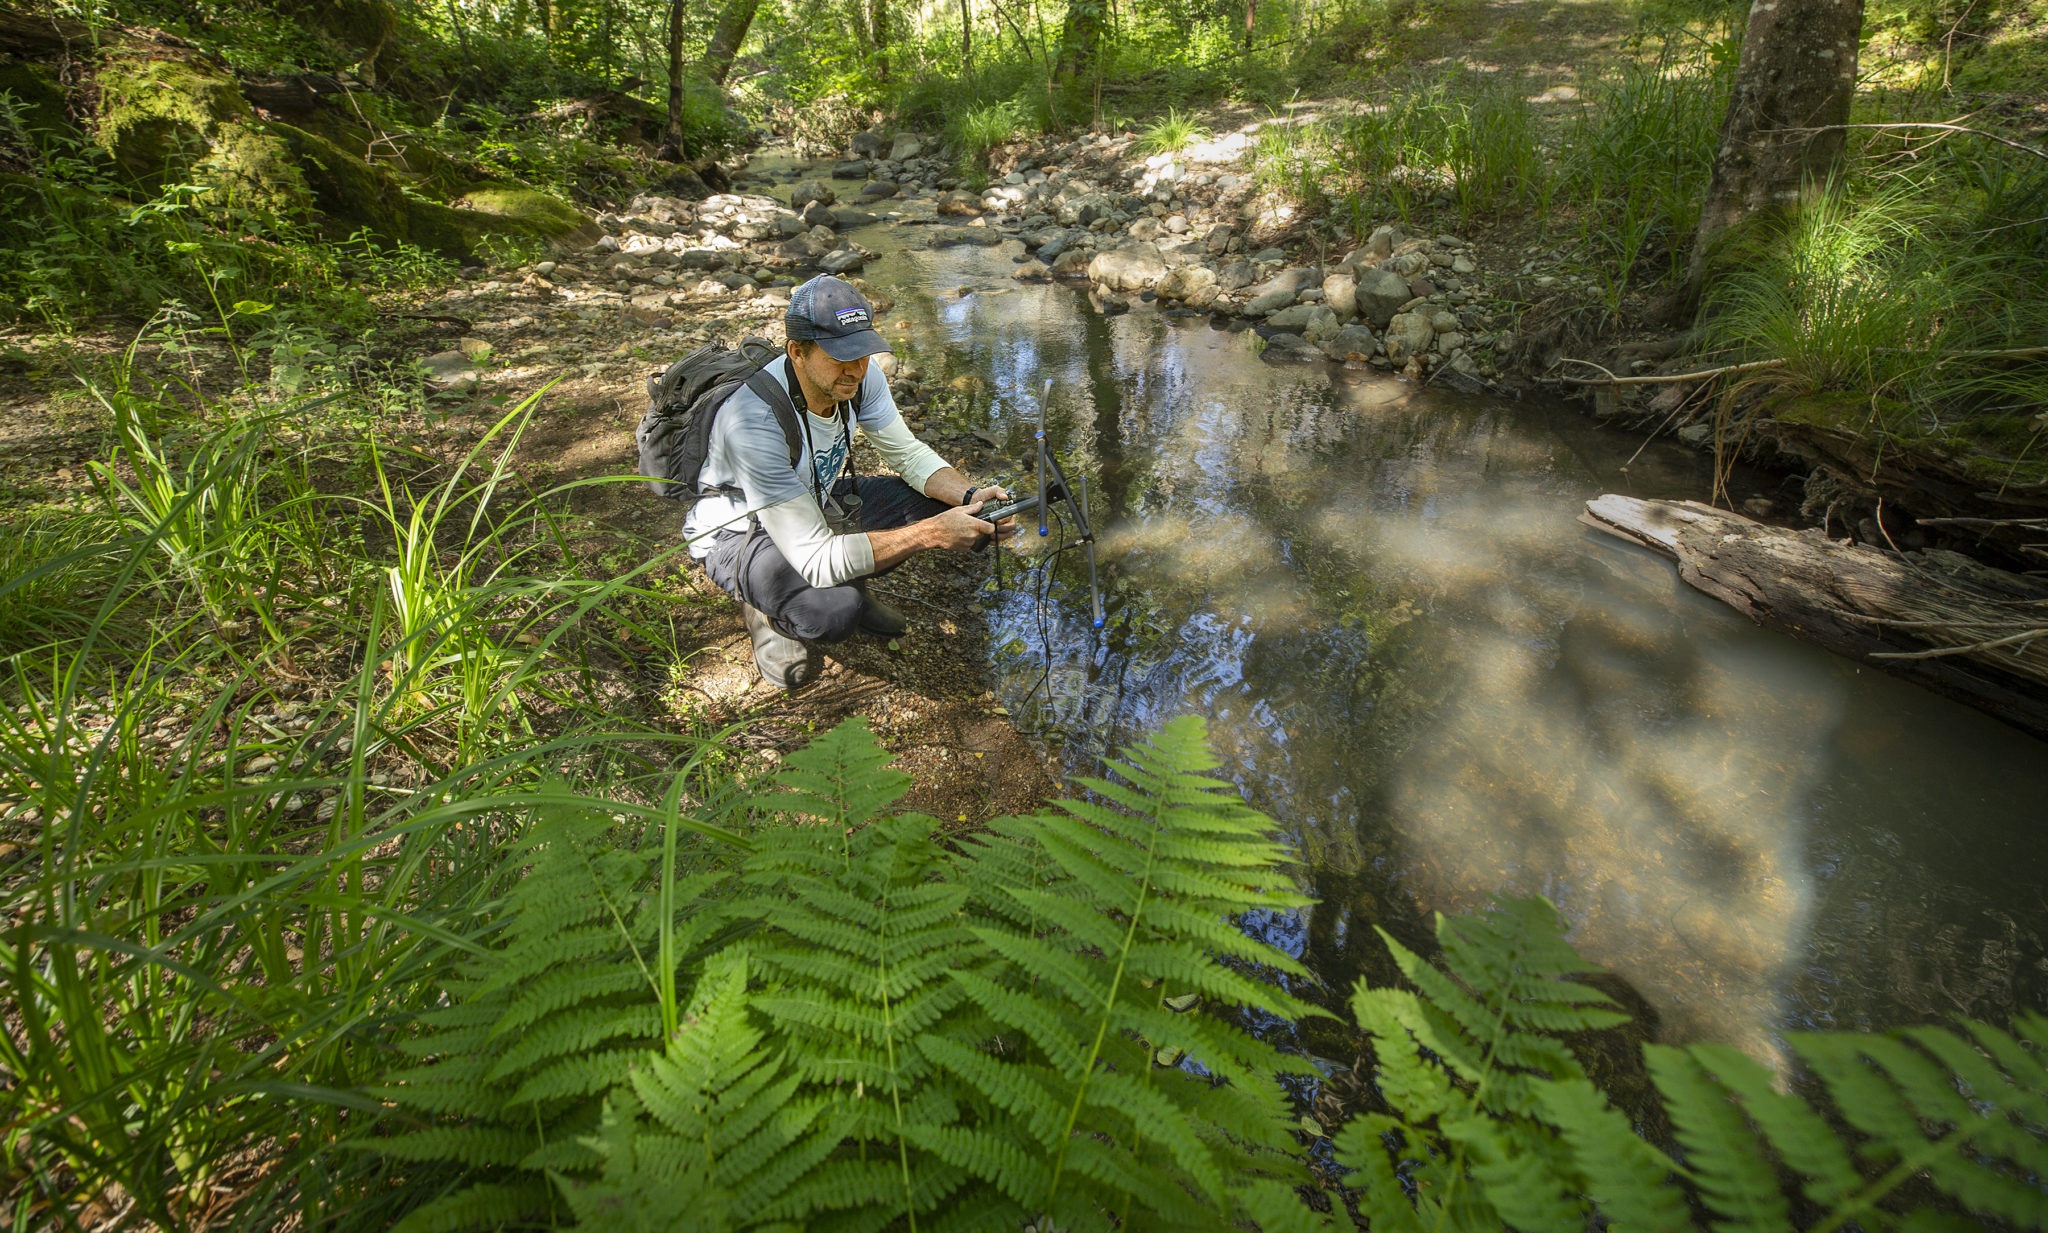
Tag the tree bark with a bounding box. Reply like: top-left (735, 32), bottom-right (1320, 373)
top-left (1244, 0), bottom-right (1257, 50)
top-left (661, 0), bottom-right (689, 160)
top-left (702, 0), bottom-right (760, 87)
top-left (868, 0), bottom-right (892, 82)
top-left (1054, 0), bottom-right (1103, 85)
top-left (1686, 0), bottom-right (1865, 289)
top-left (960, 0), bottom-right (972, 74)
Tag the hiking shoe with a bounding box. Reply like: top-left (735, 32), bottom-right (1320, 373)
top-left (741, 602), bottom-right (818, 689)
top-left (854, 581), bottom-right (908, 637)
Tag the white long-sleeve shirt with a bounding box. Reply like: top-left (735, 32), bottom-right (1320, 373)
top-left (682, 355), bottom-right (949, 588)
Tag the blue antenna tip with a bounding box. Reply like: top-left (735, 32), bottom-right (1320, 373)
top-left (1038, 527), bottom-right (1049, 537)
top-left (1093, 617), bottom-right (1105, 629)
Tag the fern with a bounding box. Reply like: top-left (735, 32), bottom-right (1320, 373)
top-left (931, 716), bottom-right (1330, 1231)
top-left (1332, 895), bottom-right (2048, 1232)
top-left (367, 717), bottom-right (1336, 1231)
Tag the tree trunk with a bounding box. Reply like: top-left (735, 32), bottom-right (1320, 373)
top-left (535, 0), bottom-right (552, 37)
top-left (1055, 0), bottom-right (1103, 84)
top-left (702, 0), bottom-right (760, 88)
top-left (1685, 0), bottom-right (1864, 289)
top-left (960, 0), bottom-right (972, 74)
top-left (868, 0), bottom-right (892, 82)
top-left (1244, 0), bottom-right (1256, 50)
top-left (660, 0), bottom-right (689, 160)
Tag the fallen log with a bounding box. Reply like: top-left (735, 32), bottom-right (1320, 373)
top-left (1580, 495), bottom-right (2048, 741)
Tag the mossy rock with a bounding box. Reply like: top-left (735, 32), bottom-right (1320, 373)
top-left (93, 53), bottom-right (309, 214)
top-left (450, 184), bottom-right (601, 244)
top-left (271, 122), bottom-right (593, 259)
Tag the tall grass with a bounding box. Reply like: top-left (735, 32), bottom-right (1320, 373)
top-left (1136, 106), bottom-right (1212, 156)
top-left (0, 351), bottom-right (712, 1224)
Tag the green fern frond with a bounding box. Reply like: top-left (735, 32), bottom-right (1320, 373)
top-left (508, 1048), bottom-right (640, 1105)
top-left (388, 1177), bottom-right (556, 1233)
top-left (487, 1004), bottom-right (662, 1081)
top-left (372, 1126), bottom-right (535, 1167)
top-left (1644, 1044), bottom-right (1792, 1233)
top-left (1691, 1041), bottom-right (1861, 1210)
top-left (1538, 1077), bottom-right (1690, 1230)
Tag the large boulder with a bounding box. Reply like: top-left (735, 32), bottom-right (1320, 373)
top-left (1056, 193), bottom-right (1115, 227)
top-left (831, 159), bottom-right (870, 179)
top-left (821, 249), bottom-right (867, 274)
top-left (1354, 267), bottom-right (1414, 328)
top-left (1087, 243), bottom-right (1168, 292)
top-left (789, 179), bottom-right (835, 209)
top-left (849, 131), bottom-right (886, 158)
top-left (888, 132), bottom-right (925, 162)
top-left (96, 54), bottom-right (309, 213)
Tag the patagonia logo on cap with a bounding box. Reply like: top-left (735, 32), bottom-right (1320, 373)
top-left (834, 306), bottom-right (871, 329)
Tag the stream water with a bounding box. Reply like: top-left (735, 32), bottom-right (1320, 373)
top-left (750, 154), bottom-right (2048, 1059)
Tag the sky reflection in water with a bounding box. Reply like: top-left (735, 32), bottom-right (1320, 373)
top-left (874, 239), bottom-right (2048, 1058)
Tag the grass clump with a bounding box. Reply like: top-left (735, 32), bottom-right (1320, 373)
top-left (954, 99), bottom-right (1025, 166)
top-left (1136, 106), bottom-right (1212, 157)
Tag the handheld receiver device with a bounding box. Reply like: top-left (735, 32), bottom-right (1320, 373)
top-left (984, 380), bottom-right (1104, 630)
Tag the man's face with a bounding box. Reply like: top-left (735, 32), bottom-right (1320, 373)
top-left (792, 342), bottom-right (871, 404)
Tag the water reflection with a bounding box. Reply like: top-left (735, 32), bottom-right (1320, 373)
top-left (866, 236), bottom-right (2048, 1053)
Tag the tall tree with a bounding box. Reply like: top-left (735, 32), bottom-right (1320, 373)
top-left (703, 0), bottom-right (760, 87)
top-left (868, 0), bottom-right (892, 82)
top-left (661, 0), bottom-right (690, 160)
top-left (1686, 0), bottom-right (1866, 289)
top-left (960, 0), bottom-right (972, 75)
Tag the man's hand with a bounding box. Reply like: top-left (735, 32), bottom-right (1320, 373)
top-left (926, 502), bottom-right (996, 552)
top-left (971, 485), bottom-right (1018, 540)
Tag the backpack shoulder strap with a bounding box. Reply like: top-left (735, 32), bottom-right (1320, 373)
top-left (742, 360), bottom-right (804, 471)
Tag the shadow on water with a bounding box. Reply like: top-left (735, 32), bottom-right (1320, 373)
top-left (850, 220), bottom-right (2048, 1061)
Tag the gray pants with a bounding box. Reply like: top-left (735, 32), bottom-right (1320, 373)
top-left (701, 476), bottom-right (947, 642)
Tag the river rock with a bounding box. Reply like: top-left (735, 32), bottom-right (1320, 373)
top-left (850, 131), bottom-right (886, 157)
top-left (1205, 224), bottom-right (1236, 254)
top-left (1437, 331), bottom-right (1467, 353)
top-left (1261, 332), bottom-right (1319, 359)
top-left (801, 202), bottom-right (837, 229)
top-left (1051, 249), bottom-right (1092, 278)
top-left (1365, 224), bottom-right (1403, 258)
top-left (416, 350), bottom-right (477, 392)
top-left (1354, 268), bottom-right (1413, 328)
top-left (821, 249), bottom-right (867, 274)
top-left (1247, 266), bottom-right (1320, 301)
top-left (888, 133), bottom-right (925, 162)
top-left (1384, 311), bottom-right (1434, 363)
top-left (790, 179), bottom-right (835, 209)
top-left (938, 189), bottom-right (982, 215)
top-left (1155, 265), bottom-right (1218, 300)
top-left (1431, 309), bottom-right (1461, 334)
top-left (1322, 324), bottom-right (1379, 362)
top-left (1245, 287), bottom-right (1295, 316)
top-left (1092, 289), bottom-right (1130, 315)
top-left (858, 180), bottom-right (899, 201)
top-left (1216, 260), bottom-right (1255, 291)
top-left (1128, 217), bottom-right (1163, 241)
top-left (1264, 303), bottom-right (1324, 332)
top-left (1322, 272), bottom-right (1358, 320)
top-left (1088, 243), bottom-right (1168, 292)
top-left (1013, 258), bottom-right (1050, 280)
top-left (833, 160), bottom-right (870, 181)
top-left (832, 208), bottom-right (879, 229)
top-left (1057, 193), bottom-right (1116, 227)
top-left (1390, 250), bottom-right (1429, 277)
top-left (928, 226), bottom-right (1003, 249)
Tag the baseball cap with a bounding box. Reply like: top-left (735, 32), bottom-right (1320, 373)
top-left (785, 275), bottom-right (892, 362)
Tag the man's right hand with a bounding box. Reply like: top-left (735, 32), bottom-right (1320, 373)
top-left (926, 502), bottom-right (996, 552)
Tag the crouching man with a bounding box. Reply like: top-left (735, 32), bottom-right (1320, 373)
top-left (687, 275), bottom-right (1015, 689)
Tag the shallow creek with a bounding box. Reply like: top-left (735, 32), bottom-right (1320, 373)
top-left (748, 153), bottom-right (2048, 1059)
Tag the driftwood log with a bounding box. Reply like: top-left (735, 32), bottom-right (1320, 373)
top-left (1581, 495), bottom-right (2048, 741)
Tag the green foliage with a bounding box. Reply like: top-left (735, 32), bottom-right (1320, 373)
top-left (955, 100), bottom-right (1025, 165)
top-left (1331, 896), bottom-right (2048, 1230)
top-left (371, 715), bottom-right (1328, 1231)
top-left (1136, 106), bottom-right (1211, 157)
